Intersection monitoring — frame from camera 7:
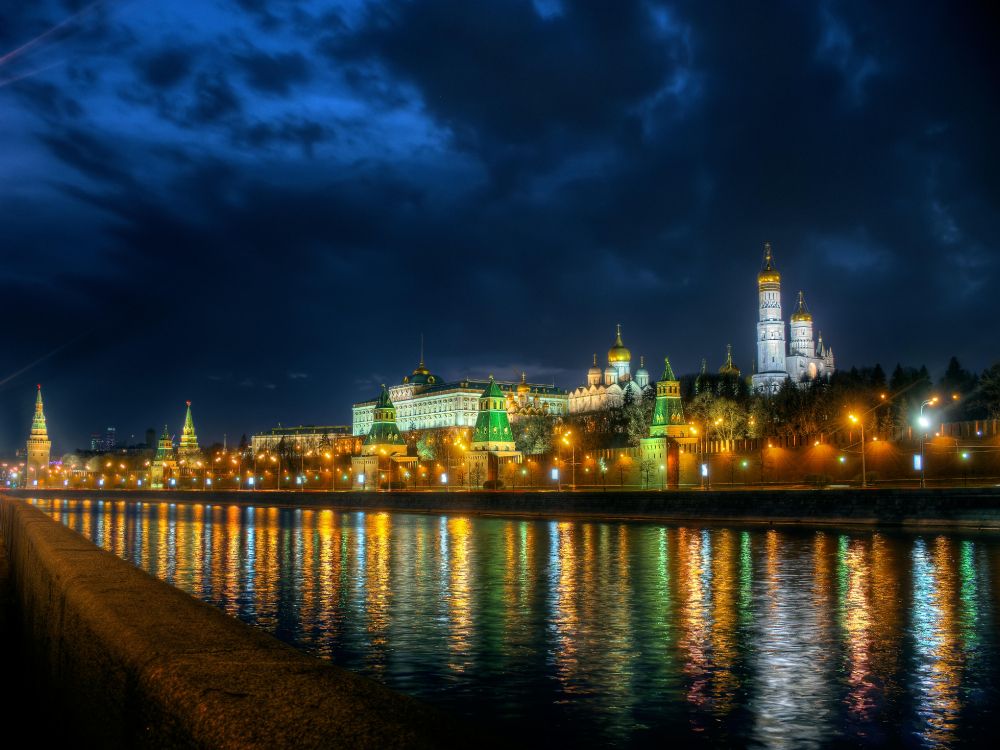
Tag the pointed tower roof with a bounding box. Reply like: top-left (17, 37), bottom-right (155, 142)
top-left (30, 384), bottom-right (49, 438)
top-left (482, 374), bottom-right (505, 399)
top-left (661, 357), bottom-right (676, 382)
top-left (472, 376), bottom-right (515, 450)
top-left (154, 424), bottom-right (174, 462)
top-left (375, 384), bottom-right (394, 409)
top-left (791, 290), bottom-right (813, 322)
top-left (178, 400), bottom-right (200, 458)
top-left (364, 385), bottom-right (406, 452)
top-left (650, 357), bottom-right (685, 437)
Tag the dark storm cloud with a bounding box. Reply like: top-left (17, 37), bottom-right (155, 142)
top-left (0, 0), bottom-right (997, 451)
top-left (235, 49), bottom-right (310, 95)
top-left (187, 69), bottom-right (242, 123)
top-left (137, 47), bottom-right (195, 89)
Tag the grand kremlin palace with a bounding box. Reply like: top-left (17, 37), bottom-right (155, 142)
top-left (352, 356), bottom-right (568, 435)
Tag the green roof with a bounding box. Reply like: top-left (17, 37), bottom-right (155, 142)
top-left (481, 376), bottom-right (504, 399)
top-left (661, 357), bottom-right (676, 382)
top-left (364, 421), bottom-right (405, 446)
top-left (375, 385), bottom-right (394, 409)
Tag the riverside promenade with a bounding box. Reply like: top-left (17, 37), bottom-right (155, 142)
top-left (0, 496), bottom-right (470, 749)
top-left (11, 485), bottom-right (1000, 528)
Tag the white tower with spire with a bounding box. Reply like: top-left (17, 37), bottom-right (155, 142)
top-left (752, 242), bottom-right (788, 394)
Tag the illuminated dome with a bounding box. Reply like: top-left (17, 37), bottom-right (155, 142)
top-left (403, 357), bottom-right (436, 385)
top-left (607, 324), bottom-right (631, 364)
top-left (517, 372), bottom-right (530, 394)
top-left (758, 241), bottom-right (781, 285)
top-left (790, 290), bottom-right (813, 322)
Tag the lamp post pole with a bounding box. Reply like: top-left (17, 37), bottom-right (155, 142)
top-left (918, 398), bottom-right (937, 489)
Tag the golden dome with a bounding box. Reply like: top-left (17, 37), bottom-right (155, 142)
top-left (790, 290), bottom-right (813, 322)
top-left (517, 372), bottom-right (530, 394)
top-left (757, 241), bottom-right (781, 285)
top-left (607, 324), bottom-right (631, 363)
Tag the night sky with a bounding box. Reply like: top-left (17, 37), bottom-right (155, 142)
top-left (1, 0), bottom-right (998, 453)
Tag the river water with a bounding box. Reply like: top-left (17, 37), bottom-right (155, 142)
top-left (30, 498), bottom-right (1000, 748)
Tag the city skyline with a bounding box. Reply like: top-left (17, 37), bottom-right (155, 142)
top-left (2, 1), bottom-right (998, 449)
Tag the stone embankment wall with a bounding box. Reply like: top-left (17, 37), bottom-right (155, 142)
top-left (0, 497), bottom-right (465, 749)
top-left (13, 486), bottom-right (1000, 527)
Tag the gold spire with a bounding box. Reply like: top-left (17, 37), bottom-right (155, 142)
top-left (719, 344), bottom-right (740, 376)
top-left (790, 290), bottom-right (813, 322)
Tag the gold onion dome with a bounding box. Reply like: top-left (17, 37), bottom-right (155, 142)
top-left (517, 372), bottom-right (530, 394)
top-left (758, 241), bottom-right (781, 285)
top-left (790, 290), bottom-right (813, 322)
top-left (607, 324), bottom-right (631, 363)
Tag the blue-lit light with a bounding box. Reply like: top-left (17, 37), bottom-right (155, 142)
top-left (441, 472), bottom-right (448, 484)
top-left (913, 454), bottom-right (922, 471)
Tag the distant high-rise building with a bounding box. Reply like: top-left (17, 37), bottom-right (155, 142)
top-left (106, 426), bottom-right (117, 450)
top-left (26, 384), bottom-right (51, 486)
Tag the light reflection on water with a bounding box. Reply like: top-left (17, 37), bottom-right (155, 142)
top-left (30, 498), bottom-right (1000, 748)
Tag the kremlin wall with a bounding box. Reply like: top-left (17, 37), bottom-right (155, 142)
top-left (7, 244), bottom-right (999, 492)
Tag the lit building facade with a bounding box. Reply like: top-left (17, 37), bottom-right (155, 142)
top-left (751, 242), bottom-right (835, 394)
top-left (251, 425), bottom-right (361, 457)
top-left (467, 376), bottom-right (522, 487)
top-left (352, 386), bottom-right (416, 488)
top-left (150, 425), bottom-right (175, 489)
top-left (568, 325), bottom-right (652, 414)
top-left (25, 384), bottom-right (51, 486)
top-left (352, 355), bottom-right (567, 435)
top-left (178, 401), bottom-right (201, 462)
top-left (640, 358), bottom-right (696, 488)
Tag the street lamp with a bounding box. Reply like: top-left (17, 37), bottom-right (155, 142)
top-left (561, 430), bottom-right (575, 490)
top-left (848, 413), bottom-right (867, 488)
top-left (917, 397), bottom-right (939, 488)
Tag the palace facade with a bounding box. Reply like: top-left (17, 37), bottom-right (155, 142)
top-left (352, 355), bottom-right (567, 435)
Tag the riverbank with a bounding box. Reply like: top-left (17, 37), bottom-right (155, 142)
top-left (0, 497), bottom-right (469, 748)
top-left (11, 486), bottom-right (1000, 528)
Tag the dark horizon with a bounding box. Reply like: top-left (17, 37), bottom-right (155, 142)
top-left (2, 1), bottom-right (997, 453)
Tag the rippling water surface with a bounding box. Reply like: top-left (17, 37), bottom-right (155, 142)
top-left (30, 498), bottom-right (1000, 748)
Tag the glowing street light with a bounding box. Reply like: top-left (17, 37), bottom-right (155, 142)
top-left (917, 397), bottom-right (938, 488)
top-left (848, 413), bottom-right (867, 488)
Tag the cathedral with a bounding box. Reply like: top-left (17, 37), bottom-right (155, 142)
top-left (568, 325), bottom-right (652, 413)
top-left (751, 243), bottom-right (835, 394)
